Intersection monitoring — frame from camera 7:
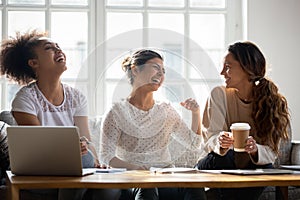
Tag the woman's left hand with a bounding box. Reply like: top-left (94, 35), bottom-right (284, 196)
top-left (245, 136), bottom-right (258, 155)
top-left (96, 162), bottom-right (108, 169)
top-left (80, 136), bottom-right (89, 155)
top-left (180, 98), bottom-right (200, 113)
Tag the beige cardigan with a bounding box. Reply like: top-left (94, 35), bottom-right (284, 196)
top-left (202, 86), bottom-right (277, 166)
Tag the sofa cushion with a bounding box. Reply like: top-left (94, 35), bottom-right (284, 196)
top-left (0, 111), bottom-right (17, 126)
top-left (275, 139), bottom-right (292, 166)
top-left (0, 121), bottom-right (10, 179)
top-left (273, 124), bottom-right (293, 168)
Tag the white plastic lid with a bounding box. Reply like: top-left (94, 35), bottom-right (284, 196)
top-left (230, 123), bottom-right (251, 130)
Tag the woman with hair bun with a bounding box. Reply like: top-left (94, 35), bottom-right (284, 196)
top-left (100, 49), bottom-right (207, 200)
top-left (196, 41), bottom-right (291, 200)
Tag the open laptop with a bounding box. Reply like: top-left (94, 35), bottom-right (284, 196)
top-left (7, 126), bottom-right (96, 176)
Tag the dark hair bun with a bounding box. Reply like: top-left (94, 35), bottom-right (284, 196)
top-left (121, 56), bottom-right (132, 72)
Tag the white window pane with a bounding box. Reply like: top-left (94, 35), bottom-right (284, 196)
top-left (51, 0), bottom-right (88, 6)
top-left (105, 50), bottom-right (128, 79)
top-left (191, 83), bottom-right (218, 112)
top-left (148, 14), bottom-right (184, 78)
top-left (106, 12), bottom-right (143, 40)
top-left (164, 48), bottom-right (184, 79)
top-left (206, 49), bottom-right (224, 73)
top-left (8, 11), bottom-right (45, 36)
top-left (149, 13), bottom-right (184, 35)
top-left (72, 82), bottom-right (88, 99)
top-left (158, 83), bottom-right (196, 122)
top-left (148, 0), bottom-right (184, 7)
top-left (190, 0), bottom-right (225, 8)
top-left (189, 49), bottom-right (223, 79)
top-left (7, 84), bottom-right (20, 109)
top-left (51, 12), bottom-right (88, 79)
top-left (158, 84), bottom-right (184, 104)
top-left (106, 0), bottom-right (142, 7)
top-left (8, 0), bottom-right (45, 5)
top-left (105, 81), bottom-right (131, 111)
top-left (189, 14), bottom-right (225, 79)
top-left (190, 14), bottom-right (225, 49)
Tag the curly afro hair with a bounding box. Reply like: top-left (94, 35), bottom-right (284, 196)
top-left (0, 30), bottom-right (47, 85)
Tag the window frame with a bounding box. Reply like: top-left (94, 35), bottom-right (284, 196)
top-left (94, 0), bottom-right (243, 115)
top-left (0, 0), bottom-right (94, 109)
top-left (0, 0), bottom-right (244, 117)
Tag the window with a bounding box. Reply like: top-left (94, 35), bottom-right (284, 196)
top-left (0, 0), bottom-right (90, 109)
top-left (96, 0), bottom-right (243, 121)
top-left (0, 0), bottom-right (243, 120)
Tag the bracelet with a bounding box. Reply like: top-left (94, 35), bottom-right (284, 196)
top-left (80, 136), bottom-right (91, 144)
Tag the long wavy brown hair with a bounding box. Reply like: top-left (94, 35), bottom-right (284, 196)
top-left (228, 41), bottom-right (290, 153)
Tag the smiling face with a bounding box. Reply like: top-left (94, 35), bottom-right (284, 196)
top-left (132, 57), bottom-right (165, 91)
top-left (220, 52), bottom-right (250, 90)
top-left (28, 38), bottom-right (67, 78)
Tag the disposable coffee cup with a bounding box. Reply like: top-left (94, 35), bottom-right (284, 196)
top-left (230, 123), bottom-right (251, 152)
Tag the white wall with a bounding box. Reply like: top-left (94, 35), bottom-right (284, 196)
top-left (247, 0), bottom-right (300, 140)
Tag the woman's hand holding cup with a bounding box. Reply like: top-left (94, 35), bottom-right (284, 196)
top-left (218, 131), bottom-right (234, 149)
top-left (245, 136), bottom-right (258, 155)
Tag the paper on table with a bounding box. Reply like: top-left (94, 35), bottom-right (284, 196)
top-left (200, 169), bottom-right (294, 175)
top-left (149, 167), bottom-right (199, 174)
top-left (95, 168), bottom-right (127, 173)
top-left (280, 165), bottom-right (300, 171)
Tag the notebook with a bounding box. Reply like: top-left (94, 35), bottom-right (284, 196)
top-left (280, 165), bottom-right (300, 171)
top-left (7, 126), bottom-right (96, 176)
top-left (200, 169), bottom-right (294, 175)
top-left (149, 167), bottom-right (199, 174)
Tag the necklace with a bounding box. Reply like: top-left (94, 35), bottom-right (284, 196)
top-left (236, 91), bottom-right (252, 104)
top-left (239, 98), bottom-right (252, 104)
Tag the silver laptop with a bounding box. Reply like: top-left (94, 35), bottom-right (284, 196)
top-left (7, 126), bottom-right (95, 176)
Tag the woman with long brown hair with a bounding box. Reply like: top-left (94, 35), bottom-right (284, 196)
top-left (196, 41), bottom-right (290, 200)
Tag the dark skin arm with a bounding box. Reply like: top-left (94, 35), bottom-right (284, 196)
top-left (12, 111), bottom-right (41, 125)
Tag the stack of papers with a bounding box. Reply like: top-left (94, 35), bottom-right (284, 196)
top-left (280, 165), bottom-right (300, 171)
top-left (95, 168), bottom-right (127, 173)
top-left (149, 167), bottom-right (199, 174)
top-left (200, 169), bottom-right (294, 175)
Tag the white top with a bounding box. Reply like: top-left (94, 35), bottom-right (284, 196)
top-left (100, 100), bottom-right (204, 169)
top-left (11, 82), bottom-right (88, 126)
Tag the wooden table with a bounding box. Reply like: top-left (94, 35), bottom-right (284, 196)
top-left (6, 170), bottom-right (300, 200)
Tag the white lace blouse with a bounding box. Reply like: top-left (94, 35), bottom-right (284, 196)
top-left (99, 100), bottom-right (204, 169)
